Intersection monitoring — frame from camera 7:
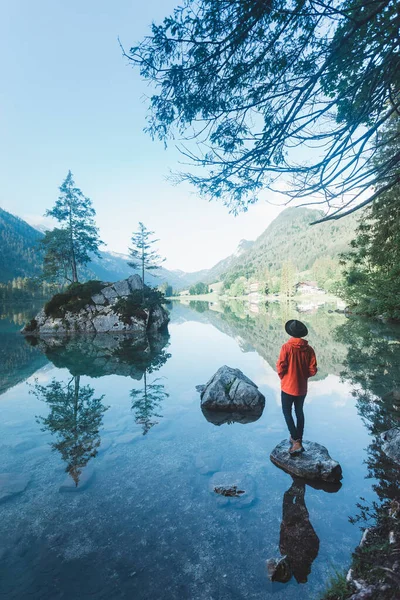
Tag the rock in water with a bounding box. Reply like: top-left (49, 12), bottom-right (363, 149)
top-left (380, 427), bottom-right (400, 465)
top-left (0, 473), bottom-right (31, 503)
top-left (270, 440), bottom-right (342, 482)
top-left (209, 472), bottom-right (256, 508)
top-left (197, 365), bottom-right (265, 414)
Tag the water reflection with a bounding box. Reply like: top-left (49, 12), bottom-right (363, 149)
top-left (201, 406), bottom-right (264, 426)
top-left (0, 305), bottom-right (48, 395)
top-left (26, 331), bottom-right (171, 380)
top-left (335, 318), bottom-right (400, 538)
top-left (181, 299), bottom-right (348, 380)
top-left (269, 477), bottom-right (341, 585)
top-left (131, 373), bottom-right (169, 435)
top-left (32, 375), bottom-right (108, 486)
top-left (28, 332), bottom-right (172, 479)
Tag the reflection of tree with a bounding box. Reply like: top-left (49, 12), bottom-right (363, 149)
top-left (131, 372), bottom-right (169, 435)
top-left (215, 300), bottom-right (348, 379)
top-left (333, 318), bottom-right (400, 595)
top-left (32, 376), bottom-right (108, 486)
top-left (189, 300), bottom-right (208, 313)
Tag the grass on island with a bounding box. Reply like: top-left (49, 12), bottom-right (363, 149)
top-left (44, 281), bottom-right (105, 318)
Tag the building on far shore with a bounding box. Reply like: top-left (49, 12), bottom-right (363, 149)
top-left (295, 281), bottom-right (325, 295)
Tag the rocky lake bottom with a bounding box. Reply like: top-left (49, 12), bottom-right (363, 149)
top-left (0, 299), bottom-right (399, 599)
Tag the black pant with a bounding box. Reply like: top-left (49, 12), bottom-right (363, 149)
top-left (281, 391), bottom-right (306, 440)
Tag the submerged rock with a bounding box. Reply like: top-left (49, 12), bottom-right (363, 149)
top-left (197, 365), bottom-right (265, 414)
top-left (21, 274), bottom-right (169, 336)
top-left (270, 440), bottom-right (342, 482)
top-left (380, 427), bottom-right (400, 465)
top-left (209, 472), bottom-right (256, 508)
top-left (0, 473), bottom-right (31, 503)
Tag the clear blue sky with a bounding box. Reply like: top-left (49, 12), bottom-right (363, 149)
top-left (0, 0), bottom-right (284, 271)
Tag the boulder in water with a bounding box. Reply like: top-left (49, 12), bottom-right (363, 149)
top-left (197, 365), bottom-right (265, 414)
top-left (270, 440), bottom-right (342, 483)
top-left (380, 427), bottom-right (400, 465)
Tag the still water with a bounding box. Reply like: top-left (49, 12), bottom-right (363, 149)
top-left (0, 299), bottom-right (399, 599)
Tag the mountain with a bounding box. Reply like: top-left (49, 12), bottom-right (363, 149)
top-left (0, 208), bottom-right (192, 289)
top-left (177, 239), bottom-right (255, 287)
top-left (0, 208), bottom-right (43, 282)
top-left (88, 250), bottom-right (192, 290)
top-left (178, 207), bottom-right (359, 287)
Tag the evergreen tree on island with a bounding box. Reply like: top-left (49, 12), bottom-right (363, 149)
top-left (43, 171), bottom-right (103, 283)
top-left (128, 222), bottom-right (165, 301)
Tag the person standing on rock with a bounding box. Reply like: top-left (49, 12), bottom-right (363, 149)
top-left (276, 320), bottom-right (317, 455)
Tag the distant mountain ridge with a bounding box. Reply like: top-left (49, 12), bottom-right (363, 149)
top-left (175, 207), bottom-right (359, 287)
top-left (0, 207), bottom-right (192, 289)
top-left (0, 206), bottom-right (359, 290)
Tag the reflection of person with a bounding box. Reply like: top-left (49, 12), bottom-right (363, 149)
top-left (276, 320), bottom-right (318, 454)
top-left (279, 479), bottom-right (319, 583)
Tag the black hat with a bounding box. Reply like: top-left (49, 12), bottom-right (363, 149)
top-left (285, 319), bottom-right (308, 338)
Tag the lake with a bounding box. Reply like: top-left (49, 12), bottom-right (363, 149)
top-left (0, 299), bottom-right (399, 599)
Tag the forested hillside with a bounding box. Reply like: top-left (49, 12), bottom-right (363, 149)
top-left (218, 207), bottom-right (359, 291)
top-left (0, 208), bottom-right (43, 282)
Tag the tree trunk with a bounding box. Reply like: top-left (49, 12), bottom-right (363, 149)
top-left (69, 202), bottom-right (78, 283)
top-left (141, 246), bottom-right (145, 304)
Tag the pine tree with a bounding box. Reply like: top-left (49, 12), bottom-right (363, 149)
top-left (280, 261), bottom-right (296, 300)
top-left (45, 171), bottom-right (103, 283)
top-left (128, 222), bottom-right (165, 301)
top-left (341, 116), bottom-right (400, 319)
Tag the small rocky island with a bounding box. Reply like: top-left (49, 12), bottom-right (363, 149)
top-left (22, 275), bottom-right (169, 336)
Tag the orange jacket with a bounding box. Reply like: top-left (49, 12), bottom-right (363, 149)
top-left (276, 338), bottom-right (317, 396)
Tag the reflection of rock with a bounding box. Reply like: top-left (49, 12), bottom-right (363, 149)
top-left (270, 440), bottom-right (342, 482)
top-left (22, 275), bottom-right (169, 336)
top-left (380, 427), bottom-right (400, 465)
top-left (266, 556), bottom-right (291, 583)
top-left (279, 480), bottom-right (319, 584)
top-left (201, 407), bottom-right (263, 426)
top-left (27, 331), bottom-right (170, 380)
top-left (0, 473), bottom-right (30, 503)
top-left (209, 472), bottom-right (256, 508)
top-left (267, 477), bottom-right (339, 585)
top-left (197, 365), bottom-right (265, 413)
